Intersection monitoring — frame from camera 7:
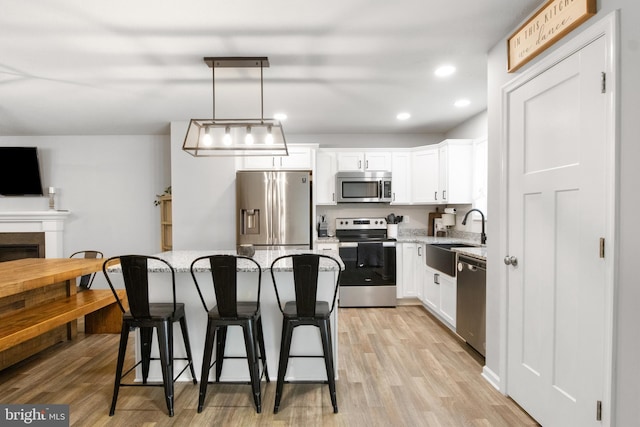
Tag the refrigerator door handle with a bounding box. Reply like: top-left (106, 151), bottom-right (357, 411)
top-left (266, 173), bottom-right (273, 245)
top-left (271, 171), bottom-right (280, 245)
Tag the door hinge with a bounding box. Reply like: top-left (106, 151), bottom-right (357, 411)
top-left (599, 238), bottom-right (605, 258)
top-left (601, 72), bottom-right (606, 94)
top-left (596, 400), bottom-right (602, 421)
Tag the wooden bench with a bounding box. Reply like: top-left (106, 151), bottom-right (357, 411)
top-left (0, 289), bottom-right (127, 351)
top-left (0, 258), bottom-right (127, 370)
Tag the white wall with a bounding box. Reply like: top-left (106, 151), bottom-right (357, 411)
top-left (170, 122), bottom-right (237, 250)
top-left (0, 135), bottom-right (170, 286)
top-left (445, 110), bottom-right (488, 140)
top-left (487, 2), bottom-right (640, 425)
top-left (594, 3), bottom-right (640, 425)
top-left (317, 205), bottom-right (435, 235)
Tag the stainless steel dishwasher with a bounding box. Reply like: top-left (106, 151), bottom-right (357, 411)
top-left (456, 254), bottom-right (486, 357)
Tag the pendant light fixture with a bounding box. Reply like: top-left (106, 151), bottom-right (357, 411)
top-left (182, 57), bottom-right (288, 157)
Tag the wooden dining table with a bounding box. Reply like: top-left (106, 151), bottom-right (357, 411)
top-left (0, 257), bottom-right (105, 299)
top-left (0, 257), bottom-right (118, 370)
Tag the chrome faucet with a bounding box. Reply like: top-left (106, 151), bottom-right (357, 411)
top-left (462, 208), bottom-right (487, 245)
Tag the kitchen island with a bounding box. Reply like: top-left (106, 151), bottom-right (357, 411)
top-left (107, 249), bottom-right (343, 383)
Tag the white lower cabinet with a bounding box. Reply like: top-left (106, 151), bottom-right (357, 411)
top-left (398, 243), bottom-right (425, 299)
top-left (438, 272), bottom-right (456, 327)
top-left (398, 243), bottom-right (417, 298)
top-left (315, 241), bottom-right (338, 251)
top-left (423, 265), bottom-right (440, 311)
top-left (423, 265), bottom-right (456, 328)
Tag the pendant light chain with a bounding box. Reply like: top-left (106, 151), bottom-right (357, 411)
top-left (212, 65), bottom-right (216, 121)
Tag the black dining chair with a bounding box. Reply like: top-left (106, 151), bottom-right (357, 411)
top-left (69, 250), bottom-right (104, 290)
top-left (190, 254), bottom-right (269, 413)
top-left (270, 253), bottom-right (342, 414)
top-left (102, 255), bottom-right (197, 417)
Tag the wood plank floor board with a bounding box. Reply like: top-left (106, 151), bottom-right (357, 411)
top-left (0, 306), bottom-right (539, 426)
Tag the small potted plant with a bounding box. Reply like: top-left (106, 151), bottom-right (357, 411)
top-left (154, 186), bottom-right (172, 206)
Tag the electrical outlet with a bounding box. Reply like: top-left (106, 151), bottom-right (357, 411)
top-left (404, 215), bottom-right (410, 224)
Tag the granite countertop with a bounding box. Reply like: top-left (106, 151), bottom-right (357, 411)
top-left (315, 237), bottom-right (339, 244)
top-left (108, 249), bottom-right (344, 273)
top-left (395, 235), bottom-right (476, 245)
top-left (452, 246), bottom-right (487, 261)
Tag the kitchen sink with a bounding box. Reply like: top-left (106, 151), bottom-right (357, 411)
top-left (425, 243), bottom-right (477, 277)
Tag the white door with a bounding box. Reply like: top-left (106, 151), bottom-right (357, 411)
top-left (506, 36), bottom-right (609, 426)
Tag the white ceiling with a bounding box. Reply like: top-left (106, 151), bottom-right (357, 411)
top-left (0, 0), bottom-right (540, 136)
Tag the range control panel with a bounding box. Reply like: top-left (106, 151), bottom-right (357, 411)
top-left (335, 217), bottom-right (387, 230)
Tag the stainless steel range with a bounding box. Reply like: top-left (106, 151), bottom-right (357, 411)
top-left (336, 217), bottom-right (396, 308)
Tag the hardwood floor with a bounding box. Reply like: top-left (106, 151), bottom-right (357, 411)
top-left (0, 306), bottom-right (538, 426)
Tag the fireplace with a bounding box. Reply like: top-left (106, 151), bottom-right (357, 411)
top-left (0, 211), bottom-right (70, 259)
top-left (0, 232), bottom-right (46, 261)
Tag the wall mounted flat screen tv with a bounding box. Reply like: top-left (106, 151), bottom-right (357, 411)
top-left (0, 147), bottom-right (45, 196)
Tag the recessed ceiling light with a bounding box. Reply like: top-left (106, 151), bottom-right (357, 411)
top-left (274, 113), bottom-right (287, 121)
top-left (397, 112), bottom-right (411, 120)
top-left (435, 65), bottom-right (456, 77)
top-left (454, 99), bottom-right (471, 108)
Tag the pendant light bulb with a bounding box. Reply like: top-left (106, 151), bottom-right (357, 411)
top-left (203, 127), bottom-right (213, 146)
top-left (245, 126), bottom-right (254, 145)
top-left (265, 126), bottom-right (274, 145)
top-left (223, 126), bottom-right (232, 146)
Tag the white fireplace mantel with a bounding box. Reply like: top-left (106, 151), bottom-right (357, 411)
top-left (0, 210), bottom-right (70, 258)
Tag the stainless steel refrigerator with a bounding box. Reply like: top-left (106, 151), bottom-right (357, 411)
top-left (236, 170), bottom-right (311, 249)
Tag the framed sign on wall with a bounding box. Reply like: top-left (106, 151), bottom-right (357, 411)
top-left (507, 0), bottom-right (596, 72)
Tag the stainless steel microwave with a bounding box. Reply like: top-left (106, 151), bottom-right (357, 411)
top-left (336, 171), bottom-right (392, 203)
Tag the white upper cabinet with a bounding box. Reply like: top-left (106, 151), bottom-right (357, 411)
top-left (410, 140), bottom-right (473, 205)
top-left (337, 151), bottom-right (391, 172)
top-left (363, 152), bottom-right (392, 171)
top-left (336, 152), bottom-right (363, 171)
top-left (315, 150), bottom-right (337, 205)
top-left (438, 139), bottom-right (472, 204)
top-left (241, 145), bottom-right (313, 170)
top-left (411, 146), bottom-right (439, 203)
top-left (391, 152), bottom-right (411, 204)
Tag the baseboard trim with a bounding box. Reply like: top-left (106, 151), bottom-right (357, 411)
top-left (482, 365), bottom-right (501, 392)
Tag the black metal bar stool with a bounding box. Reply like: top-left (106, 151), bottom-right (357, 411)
top-left (103, 255), bottom-right (197, 417)
top-left (270, 253), bottom-right (341, 414)
top-left (190, 255), bottom-right (269, 413)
